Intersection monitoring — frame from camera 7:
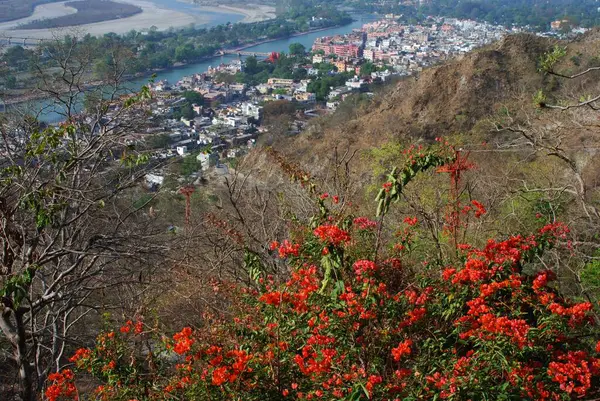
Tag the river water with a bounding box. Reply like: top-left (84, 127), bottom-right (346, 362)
top-left (19, 8), bottom-right (376, 123)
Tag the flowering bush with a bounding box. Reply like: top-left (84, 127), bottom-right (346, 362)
top-left (45, 146), bottom-right (600, 401)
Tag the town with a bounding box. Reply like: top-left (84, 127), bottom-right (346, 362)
top-left (139, 16), bottom-right (512, 188)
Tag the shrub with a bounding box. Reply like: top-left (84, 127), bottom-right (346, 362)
top-left (45, 144), bottom-right (600, 401)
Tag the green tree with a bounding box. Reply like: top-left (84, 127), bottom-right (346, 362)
top-left (180, 104), bottom-right (195, 120)
top-left (181, 152), bottom-right (201, 176)
top-left (360, 62), bottom-right (377, 76)
top-left (244, 56), bottom-right (259, 75)
top-left (289, 42), bottom-right (306, 56)
top-left (183, 90), bottom-right (204, 105)
top-left (147, 134), bottom-right (171, 149)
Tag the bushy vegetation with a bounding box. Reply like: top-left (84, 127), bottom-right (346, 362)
top-left (2, 5), bottom-right (351, 80)
top-left (42, 142), bottom-right (600, 401)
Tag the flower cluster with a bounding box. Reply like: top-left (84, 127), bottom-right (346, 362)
top-left (548, 351), bottom-right (595, 396)
top-left (172, 327), bottom-right (194, 355)
top-left (45, 370), bottom-right (77, 401)
top-left (391, 339), bottom-right (413, 361)
top-left (353, 216), bottom-right (377, 231)
top-left (313, 224), bottom-right (351, 246)
top-left (270, 239), bottom-right (301, 258)
top-left (46, 172), bottom-right (599, 401)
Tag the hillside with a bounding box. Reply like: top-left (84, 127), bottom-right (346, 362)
top-left (276, 32), bottom-right (599, 171)
top-left (280, 34), bottom-right (550, 159)
top-left (3, 25), bottom-right (600, 401)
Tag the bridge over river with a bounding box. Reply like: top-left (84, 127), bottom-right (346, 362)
top-left (217, 49), bottom-right (272, 57)
top-left (0, 36), bottom-right (52, 47)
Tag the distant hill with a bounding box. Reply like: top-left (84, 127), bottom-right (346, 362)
top-left (419, 0), bottom-right (600, 30)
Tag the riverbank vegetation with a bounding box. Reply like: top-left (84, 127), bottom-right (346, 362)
top-left (0, 4), bottom-right (352, 96)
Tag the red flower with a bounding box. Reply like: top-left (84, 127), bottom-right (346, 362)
top-left (548, 351), bottom-right (593, 396)
top-left (391, 339), bottom-right (413, 361)
top-left (471, 200), bottom-right (486, 218)
top-left (69, 348), bottom-right (91, 364)
top-left (120, 320), bottom-right (132, 333)
top-left (442, 268), bottom-right (456, 281)
top-left (45, 370), bottom-right (77, 401)
top-left (353, 260), bottom-right (377, 277)
top-left (134, 321), bottom-right (144, 334)
top-left (259, 291), bottom-right (290, 306)
top-left (532, 270), bottom-right (556, 291)
top-left (278, 240), bottom-right (300, 258)
top-left (173, 327), bottom-right (194, 355)
top-left (403, 217), bottom-right (418, 226)
top-left (353, 217), bottom-right (377, 230)
top-left (313, 225), bottom-right (351, 246)
top-left (212, 366), bottom-right (229, 386)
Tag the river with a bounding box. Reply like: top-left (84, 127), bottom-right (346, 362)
top-left (20, 11), bottom-right (377, 123)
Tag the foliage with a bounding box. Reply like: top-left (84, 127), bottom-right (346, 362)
top-left (289, 43), bottom-right (307, 56)
top-left (539, 46), bottom-right (567, 74)
top-left (1, 45), bottom-right (34, 71)
top-left (350, 0), bottom-right (600, 31)
top-left (234, 52), bottom-right (311, 87)
top-left (308, 72), bottom-right (354, 100)
top-left (147, 134), bottom-right (171, 149)
top-left (44, 143), bottom-right (600, 401)
top-left (263, 100), bottom-right (297, 122)
top-left (181, 152), bottom-right (201, 176)
top-left (7, 5), bottom-right (351, 79)
top-left (359, 62), bottom-right (377, 77)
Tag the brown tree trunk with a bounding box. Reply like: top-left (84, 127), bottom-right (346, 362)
top-left (15, 311), bottom-right (33, 401)
top-left (1, 307), bottom-right (33, 401)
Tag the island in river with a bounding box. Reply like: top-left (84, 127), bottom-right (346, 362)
top-left (0, 0), bottom-right (276, 39)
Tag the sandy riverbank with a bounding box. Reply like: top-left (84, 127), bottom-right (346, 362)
top-left (191, 4), bottom-right (276, 24)
top-left (0, 0), bottom-right (207, 40)
top-left (0, 2), bottom-right (78, 31)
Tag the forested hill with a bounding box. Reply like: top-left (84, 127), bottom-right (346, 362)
top-left (351, 0), bottom-right (600, 30)
top-left (422, 0), bottom-right (600, 29)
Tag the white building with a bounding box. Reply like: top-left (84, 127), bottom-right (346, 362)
top-left (196, 152), bottom-right (219, 169)
top-left (241, 102), bottom-right (263, 120)
top-left (145, 173), bottom-right (164, 186)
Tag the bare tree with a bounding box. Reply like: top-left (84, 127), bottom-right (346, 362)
top-left (0, 36), bottom-right (167, 400)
